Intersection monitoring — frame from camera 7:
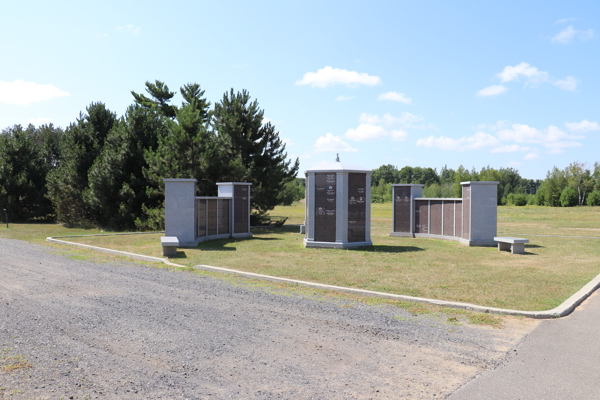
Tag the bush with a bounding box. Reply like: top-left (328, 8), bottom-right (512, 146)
top-left (587, 191), bottom-right (600, 206)
top-left (560, 186), bottom-right (578, 207)
top-left (513, 193), bottom-right (528, 206)
top-left (526, 194), bottom-right (536, 205)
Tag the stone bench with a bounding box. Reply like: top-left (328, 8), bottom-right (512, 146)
top-left (161, 236), bottom-right (179, 257)
top-left (494, 237), bottom-right (529, 255)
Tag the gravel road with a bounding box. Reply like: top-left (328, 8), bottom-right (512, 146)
top-left (0, 238), bottom-right (537, 399)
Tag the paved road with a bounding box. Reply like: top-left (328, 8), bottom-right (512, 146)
top-left (448, 291), bottom-right (600, 400)
top-left (0, 238), bottom-right (536, 399)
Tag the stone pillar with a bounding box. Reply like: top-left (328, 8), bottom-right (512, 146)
top-left (164, 179), bottom-right (197, 246)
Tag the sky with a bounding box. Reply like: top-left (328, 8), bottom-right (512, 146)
top-left (1, 1), bottom-right (599, 180)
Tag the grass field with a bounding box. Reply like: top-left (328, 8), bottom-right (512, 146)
top-left (1, 203), bottom-right (599, 312)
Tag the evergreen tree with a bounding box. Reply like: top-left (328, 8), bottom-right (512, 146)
top-left (131, 80), bottom-right (177, 119)
top-left (0, 125), bottom-right (53, 221)
top-left (85, 105), bottom-right (167, 229)
top-left (46, 102), bottom-right (117, 225)
top-left (212, 89), bottom-right (299, 213)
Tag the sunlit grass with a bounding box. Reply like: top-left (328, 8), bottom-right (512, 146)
top-left (1, 202), bottom-right (599, 312)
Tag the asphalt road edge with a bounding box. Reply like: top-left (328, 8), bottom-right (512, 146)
top-left (46, 236), bottom-right (600, 319)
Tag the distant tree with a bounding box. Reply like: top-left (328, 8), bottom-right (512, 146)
top-left (84, 105), bottom-right (167, 229)
top-left (439, 164), bottom-right (455, 185)
top-left (0, 125), bottom-right (53, 221)
top-left (278, 178), bottom-right (305, 205)
top-left (131, 80), bottom-right (177, 119)
top-left (560, 186), bottom-right (578, 207)
top-left (397, 166), bottom-right (414, 183)
top-left (587, 190), bottom-right (600, 206)
top-left (565, 161), bottom-right (594, 206)
top-left (372, 164), bottom-right (398, 185)
top-left (212, 89), bottom-right (299, 213)
top-left (46, 102), bottom-right (117, 225)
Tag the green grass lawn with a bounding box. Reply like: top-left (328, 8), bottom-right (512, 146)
top-left (1, 203), bottom-right (599, 311)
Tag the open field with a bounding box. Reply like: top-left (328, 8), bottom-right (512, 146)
top-left (1, 204), bottom-right (599, 312)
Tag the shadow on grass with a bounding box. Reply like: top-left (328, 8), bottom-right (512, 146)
top-left (525, 244), bottom-right (544, 249)
top-left (252, 225), bottom-right (300, 235)
top-left (194, 235), bottom-right (283, 252)
top-left (351, 245), bottom-right (425, 253)
top-left (167, 250), bottom-right (188, 259)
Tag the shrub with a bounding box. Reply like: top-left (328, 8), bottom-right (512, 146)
top-left (513, 193), bottom-right (528, 206)
top-left (526, 194), bottom-right (536, 205)
top-left (587, 191), bottom-right (600, 206)
top-left (560, 186), bottom-right (578, 207)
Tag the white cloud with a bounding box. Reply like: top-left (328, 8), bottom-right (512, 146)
top-left (345, 123), bottom-right (387, 141)
top-left (496, 124), bottom-right (583, 144)
top-left (497, 62), bottom-right (549, 84)
top-left (524, 153), bottom-right (540, 161)
top-left (378, 91), bottom-right (412, 104)
top-left (335, 95), bottom-right (355, 101)
top-left (314, 133), bottom-right (357, 152)
top-left (476, 85), bottom-right (508, 97)
top-left (565, 120), bottom-right (600, 132)
top-left (491, 145), bottom-right (536, 153)
top-left (282, 137), bottom-right (293, 147)
top-left (359, 112), bottom-right (424, 127)
top-left (26, 117), bottom-right (53, 126)
top-left (296, 66), bottom-right (382, 88)
top-left (116, 24), bottom-right (140, 35)
top-left (0, 79), bottom-right (70, 105)
top-left (556, 17), bottom-right (576, 24)
top-left (545, 141), bottom-right (583, 154)
top-left (553, 76), bottom-right (579, 91)
top-left (475, 121), bottom-right (510, 131)
top-left (415, 132), bottom-right (500, 151)
top-left (551, 25), bottom-right (594, 44)
top-left (262, 117), bottom-right (272, 125)
top-left (390, 129), bottom-right (408, 141)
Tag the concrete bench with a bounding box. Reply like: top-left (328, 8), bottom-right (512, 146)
top-left (161, 236), bottom-right (179, 257)
top-left (494, 237), bottom-right (529, 255)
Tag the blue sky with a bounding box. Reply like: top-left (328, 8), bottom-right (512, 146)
top-left (1, 1), bottom-right (598, 180)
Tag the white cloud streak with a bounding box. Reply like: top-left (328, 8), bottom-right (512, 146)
top-left (335, 95), bottom-right (355, 101)
top-left (378, 91), bottom-right (412, 104)
top-left (551, 25), bottom-right (594, 44)
top-left (497, 62), bottom-right (549, 84)
top-left (476, 85), bottom-right (508, 97)
top-left (565, 120), bottom-right (599, 132)
top-left (116, 24), bottom-right (141, 35)
top-left (314, 133), bottom-right (357, 152)
top-left (296, 66), bottom-right (382, 88)
top-left (0, 79), bottom-right (70, 105)
top-left (553, 76), bottom-right (579, 91)
top-left (415, 132), bottom-right (500, 151)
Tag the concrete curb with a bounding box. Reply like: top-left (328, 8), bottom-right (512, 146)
top-left (46, 235), bottom-right (600, 319)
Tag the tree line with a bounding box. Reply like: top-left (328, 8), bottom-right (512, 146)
top-left (0, 81), bottom-right (299, 228)
top-left (371, 162), bottom-right (600, 207)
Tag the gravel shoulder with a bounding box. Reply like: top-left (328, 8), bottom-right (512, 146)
top-left (0, 238), bottom-right (537, 399)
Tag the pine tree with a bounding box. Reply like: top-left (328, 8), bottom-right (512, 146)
top-left (212, 89), bottom-right (299, 213)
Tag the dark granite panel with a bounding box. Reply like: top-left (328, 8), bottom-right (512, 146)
top-left (430, 201), bottom-right (442, 235)
top-left (207, 199), bottom-right (218, 236)
top-left (348, 173), bottom-right (366, 242)
top-left (454, 201), bottom-right (462, 237)
top-left (315, 173), bottom-right (337, 242)
top-left (197, 199), bottom-right (206, 237)
top-left (443, 201), bottom-right (455, 237)
top-left (234, 185), bottom-right (249, 234)
top-left (218, 199), bottom-right (230, 235)
top-left (393, 186), bottom-right (411, 233)
top-left (414, 200), bottom-right (429, 234)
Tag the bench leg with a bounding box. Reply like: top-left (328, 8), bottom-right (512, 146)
top-left (511, 243), bottom-right (525, 255)
top-left (498, 242), bottom-right (511, 252)
top-left (163, 246), bottom-right (177, 257)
